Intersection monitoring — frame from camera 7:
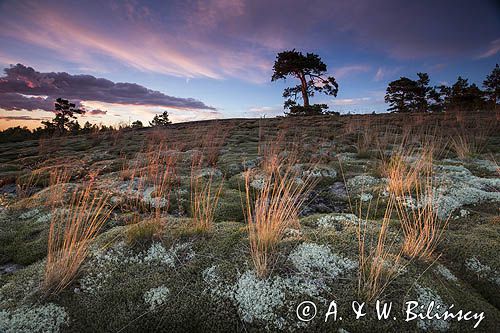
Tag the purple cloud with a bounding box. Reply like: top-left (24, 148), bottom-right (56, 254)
top-left (86, 109), bottom-right (107, 116)
top-left (0, 64), bottom-right (216, 112)
top-left (0, 92), bottom-right (54, 111)
top-left (0, 115), bottom-right (49, 121)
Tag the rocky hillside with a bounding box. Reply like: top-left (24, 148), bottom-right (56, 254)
top-left (0, 112), bottom-right (499, 332)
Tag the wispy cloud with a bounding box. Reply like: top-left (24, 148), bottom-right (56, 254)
top-left (0, 115), bottom-right (50, 121)
top-left (2, 0), bottom-right (496, 84)
top-left (374, 66), bottom-right (402, 81)
top-left (0, 1), bottom-right (272, 82)
top-left (246, 106), bottom-right (283, 117)
top-left (330, 97), bottom-right (372, 106)
top-left (85, 109), bottom-right (107, 116)
top-left (333, 65), bottom-right (371, 79)
top-left (477, 38), bottom-right (500, 59)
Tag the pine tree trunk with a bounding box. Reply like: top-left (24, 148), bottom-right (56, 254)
top-left (299, 74), bottom-right (310, 107)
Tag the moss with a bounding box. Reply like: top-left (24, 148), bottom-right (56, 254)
top-left (0, 164), bottom-right (21, 173)
top-left (213, 189), bottom-right (245, 222)
top-left (125, 219), bottom-right (163, 249)
top-left (47, 221), bottom-right (247, 332)
top-left (442, 222), bottom-right (500, 308)
top-left (0, 214), bottom-right (49, 265)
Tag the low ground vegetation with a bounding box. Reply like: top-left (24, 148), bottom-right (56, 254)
top-left (0, 111), bottom-right (499, 332)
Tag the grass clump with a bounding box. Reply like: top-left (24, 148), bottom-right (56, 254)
top-left (355, 195), bottom-right (405, 303)
top-left (43, 177), bottom-right (113, 295)
top-left (244, 142), bottom-right (316, 278)
top-left (189, 155), bottom-right (223, 233)
top-left (394, 164), bottom-right (449, 261)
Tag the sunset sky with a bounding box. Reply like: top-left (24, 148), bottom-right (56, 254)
top-left (0, 0), bottom-right (499, 129)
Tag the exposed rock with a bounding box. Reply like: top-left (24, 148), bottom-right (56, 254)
top-left (0, 263), bottom-right (23, 275)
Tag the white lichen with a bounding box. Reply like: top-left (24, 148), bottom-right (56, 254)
top-left (300, 165), bottom-right (337, 179)
top-left (465, 257), bottom-right (500, 286)
top-left (250, 175), bottom-right (266, 190)
top-left (346, 175), bottom-right (382, 191)
top-left (435, 264), bottom-right (458, 282)
top-left (143, 286), bottom-right (170, 311)
top-left (203, 243), bottom-right (356, 330)
top-left (80, 241), bottom-right (194, 294)
top-left (0, 303), bottom-right (68, 333)
top-left (316, 213), bottom-right (362, 229)
top-left (19, 209), bottom-right (39, 220)
top-left (289, 243), bottom-right (357, 278)
top-left (197, 168), bottom-right (223, 178)
top-left (415, 285), bottom-right (451, 332)
top-left (202, 265), bottom-right (235, 299)
top-left (233, 271), bottom-right (285, 326)
top-left (359, 193), bottom-right (373, 202)
top-left (144, 242), bottom-right (194, 266)
top-left (433, 165), bottom-right (500, 219)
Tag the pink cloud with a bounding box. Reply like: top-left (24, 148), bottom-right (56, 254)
top-left (477, 38), bottom-right (500, 59)
top-left (334, 65), bottom-right (371, 79)
top-left (374, 66), bottom-right (403, 82)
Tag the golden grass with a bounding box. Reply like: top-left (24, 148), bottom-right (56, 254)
top-left (201, 122), bottom-right (230, 167)
top-left (379, 129), bottom-right (436, 198)
top-left (379, 138), bottom-right (447, 261)
top-left (339, 156), bottom-right (405, 303)
top-left (356, 196), bottom-right (404, 302)
top-left (354, 125), bottom-right (374, 156)
top-left (383, 150), bottom-right (427, 198)
top-left (394, 167), bottom-right (449, 261)
top-left (120, 143), bottom-right (177, 227)
top-left (43, 177), bottom-right (113, 295)
top-left (47, 168), bottom-right (71, 207)
top-left (15, 169), bottom-right (41, 199)
top-left (146, 145), bottom-right (177, 225)
top-left (190, 154), bottom-right (223, 232)
top-left (449, 129), bottom-right (486, 160)
top-left (244, 146), bottom-right (316, 278)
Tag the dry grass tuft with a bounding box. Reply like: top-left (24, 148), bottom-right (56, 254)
top-left (121, 143), bottom-right (178, 226)
top-left (190, 154), bottom-right (223, 233)
top-left (354, 124), bottom-right (375, 157)
top-left (201, 122), bottom-right (230, 167)
top-left (244, 144), bottom-right (316, 278)
top-left (356, 196), bottom-right (404, 302)
top-left (449, 129), bottom-right (487, 160)
top-left (43, 177), bottom-right (113, 295)
top-left (394, 163), bottom-right (449, 261)
top-left (16, 169), bottom-right (42, 199)
top-left (380, 141), bottom-right (448, 261)
top-left (47, 168), bottom-right (71, 207)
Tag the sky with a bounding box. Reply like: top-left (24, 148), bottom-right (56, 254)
top-left (0, 0), bottom-right (499, 130)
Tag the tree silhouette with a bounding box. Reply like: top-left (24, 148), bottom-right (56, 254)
top-left (441, 77), bottom-right (485, 111)
top-left (131, 120), bottom-right (144, 128)
top-left (483, 64), bottom-right (499, 111)
top-left (149, 111), bottom-right (171, 127)
top-left (385, 77), bottom-right (418, 112)
top-left (271, 49), bottom-right (338, 116)
top-left (385, 73), bottom-right (438, 112)
top-left (42, 98), bottom-right (85, 133)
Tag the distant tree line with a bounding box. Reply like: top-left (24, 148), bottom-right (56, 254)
top-left (0, 98), bottom-right (172, 143)
top-left (385, 64), bottom-right (499, 113)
